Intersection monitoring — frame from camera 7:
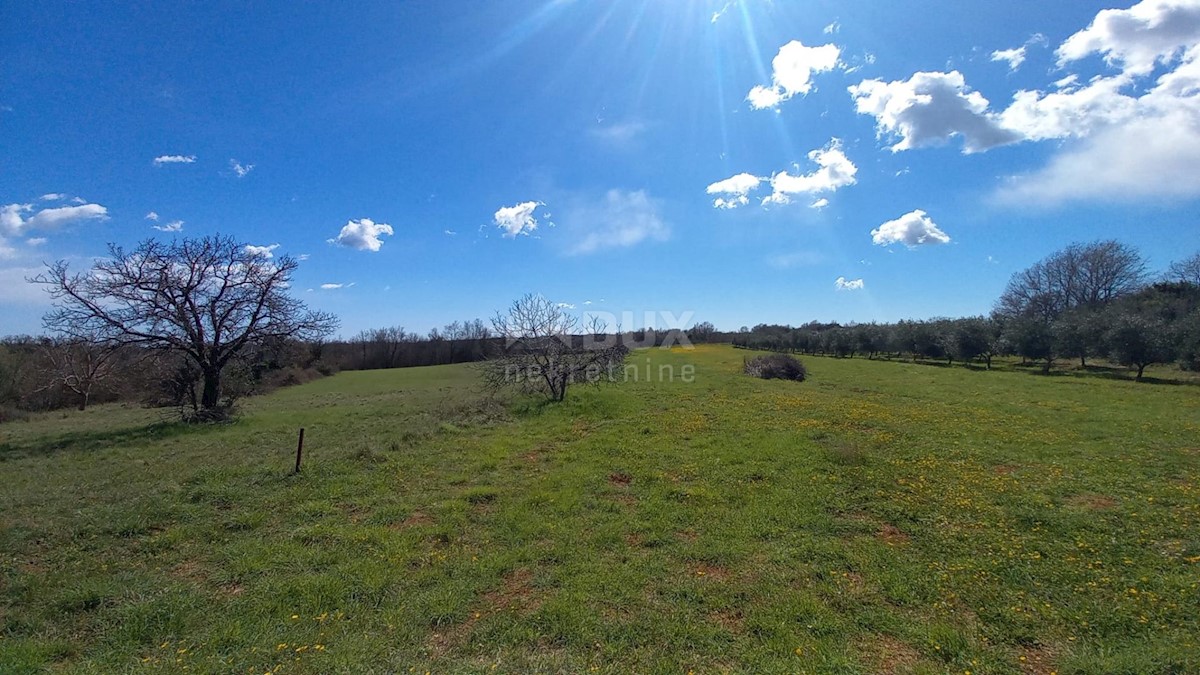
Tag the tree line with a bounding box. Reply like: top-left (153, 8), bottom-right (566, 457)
top-left (733, 243), bottom-right (1200, 380)
top-left (3, 236), bottom-right (1195, 421)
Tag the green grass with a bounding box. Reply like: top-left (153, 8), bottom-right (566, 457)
top-left (1, 346), bottom-right (1198, 674)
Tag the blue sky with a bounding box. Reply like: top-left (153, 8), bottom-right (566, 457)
top-left (2, 0), bottom-right (1198, 337)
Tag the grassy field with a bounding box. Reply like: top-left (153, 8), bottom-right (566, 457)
top-left (1, 345), bottom-right (1198, 674)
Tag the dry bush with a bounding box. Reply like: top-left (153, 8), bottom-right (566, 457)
top-left (743, 353), bottom-right (807, 381)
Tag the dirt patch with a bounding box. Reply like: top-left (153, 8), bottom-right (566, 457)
top-left (337, 502), bottom-right (368, 523)
top-left (169, 560), bottom-right (208, 583)
top-left (993, 464), bottom-right (1020, 475)
top-left (623, 532), bottom-right (643, 548)
top-left (607, 493), bottom-right (638, 507)
top-left (708, 608), bottom-right (745, 633)
top-left (608, 471), bottom-right (633, 486)
top-left (1018, 644), bottom-right (1059, 675)
top-left (482, 567), bottom-right (544, 614)
top-left (856, 634), bottom-right (922, 674)
top-left (1067, 494), bottom-right (1118, 510)
top-left (427, 621), bottom-right (474, 658)
top-left (17, 559), bottom-right (46, 576)
top-left (838, 570), bottom-right (865, 591)
top-left (427, 567), bottom-right (546, 658)
top-left (878, 524), bottom-right (911, 545)
top-left (391, 511), bottom-right (434, 530)
top-left (691, 564), bottom-right (731, 581)
top-left (676, 529), bottom-right (698, 543)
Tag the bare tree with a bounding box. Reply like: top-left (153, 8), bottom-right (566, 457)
top-left (484, 294), bottom-right (628, 402)
top-left (33, 235), bottom-right (338, 419)
top-left (36, 337), bottom-right (122, 410)
top-left (1166, 251), bottom-right (1200, 286)
top-left (996, 240), bottom-right (1147, 320)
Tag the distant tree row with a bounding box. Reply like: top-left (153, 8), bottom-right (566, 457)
top-left (321, 322), bottom-right (695, 373)
top-left (734, 244), bottom-right (1200, 380)
top-left (5, 237), bottom-right (1195, 420)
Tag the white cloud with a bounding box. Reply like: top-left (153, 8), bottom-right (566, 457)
top-left (153, 154), bottom-right (196, 165)
top-left (763, 139), bottom-right (857, 205)
top-left (708, 141), bottom-right (857, 209)
top-left (555, 302), bottom-right (576, 310)
top-left (320, 282), bottom-right (355, 290)
top-left (2, 203), bottom-right (109, 237)
top-left (809, 198), bottom-right (830, 209)
top-left (70, 197), bottom-right (85, 204)
top-left (1056, 0), bottom-right (1200, 75)
top-left (996, 109), bottom-right (1200, 204)
top-left (562, 189), bottom-right (669, 255)
top-left (999, 74), bottom-right (1136, 142)
top-left (991, 46), bottom-right (1027, 70)
top-left (835, 276), bottom-right (865, 290)
top-left (297, 253), bottom-right (310, 261)
top-left (26, 237), bottom-right (47, 246)
top-left (40, 193), bottom-right (66, 201)
top-left (329, 218), bottom-right (394, 252)
top-left (823, 21), bottom-right (840, 35)
top-left (0, 204), bottom-right (30, 237)
top-left (706, 173), bottom-right (761, 209)
top-left (994, 2), bottom-right (1200, 203)
top-left (145, 211), bottom-right (159, 221)
top-left (230, 159), bottom-right (254, 178)
top-left (1053, 74), bottom-right (1079, 89)
top-left (747, 40), bottom-right (841, 109)
top-left (849, 70), bottom-right (1022, 153)
top-left (871, 209), bottom-right (951, 247)
top-left (26, 203), bottom-right (109, 229)
top-left (590, 120), bottom-right (647, 146)
top-left (711, 1), bottom-right (732, 23)
top-left (245, 243), bottom-right (279, 258)
top-left (153, 220), bottom-right (184, 232)
top-left (493, 201), bottom-right (544, 237)
top-left (992, 33), bottom-right (1048, 71)
top-left (444, 229), bottom-right (457, 236)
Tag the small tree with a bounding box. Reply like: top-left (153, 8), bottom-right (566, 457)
top-left (1104, 312), bottom-right (1174, 380)
top-left (945, 317), bottom-right (998, 368)
top-left (1004, 317), bottom-right (1057, 373)
top-left (1053, 309), bottom-right (1105, 367)
top-left (34, 235), bottom-right (338, 419)
top-left (36, 337), bottom-right (122, 410)
top-left (485, 294), bottom-right (628, 402)
top-left (1166, 251), bottom-right (1200, 286)
top-left (688, 321), bottom-right (717, 344)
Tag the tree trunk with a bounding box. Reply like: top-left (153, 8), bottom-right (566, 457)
top-left (78, 390), bottom-right (89, 411)
top-left (1136, 363), bottom-right (1146, 380)
top-left (1080, 355), bottom-right (1087, 367)
top-left (984, 354), bottom-right (992, 370)
top-left (201, 367), bottom-right (222, 409)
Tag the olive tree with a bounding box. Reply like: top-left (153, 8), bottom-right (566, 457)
top-left (1104, 312), bottom-right (1174, 380)
top-left (34, 235), bottom-right (338, 419)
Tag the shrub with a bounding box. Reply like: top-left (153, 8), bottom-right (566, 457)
top-left (744, 353), bottom-right (807, 381)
